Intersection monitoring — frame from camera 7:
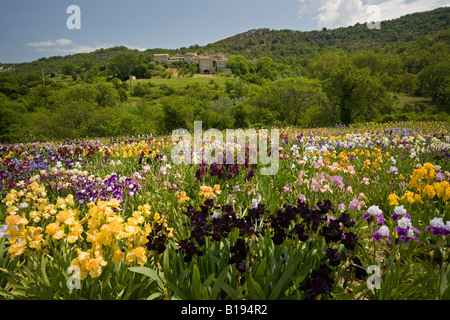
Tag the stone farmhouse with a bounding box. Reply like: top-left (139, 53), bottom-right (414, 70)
top-left (153, 52), bottom-right (231, 75)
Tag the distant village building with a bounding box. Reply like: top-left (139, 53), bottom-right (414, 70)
top-left (184, 53), bottom-right (198, 64)
top-left (215, 59), bottom-right (228, 70)
top-left (169, 56), bottom-right (184, 63)
top-left (153, 52), bottom-right (231, 74)
top-left (198, 56), bottom-right (214, 74)
top-left (153, 54), bottom-right (169, 64)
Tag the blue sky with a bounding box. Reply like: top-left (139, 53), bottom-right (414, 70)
top-left (0, 0), bottom-right (448, 63)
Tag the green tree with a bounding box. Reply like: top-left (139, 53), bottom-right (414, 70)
top-left (391, 72), bottom-right (417, 95)
top-left (224, 80), bottom-right (249, 99)
top-left (417, 61), bottom-right (450, 111)
top-left (161, 96), bottom-right (195, 132)
top-left (108, 52), bottom-right (138, 81)
top-left (255, 57), bottom-right (279, 81)
top-left (228, 55), bottom-right (250, 76)
top-left (188, 63), bottom-right (199, 75)
top-left (231, 103), bottom-right (250, 128)
top-left (80, 64), bottom-right (100, 83)
top-left (85, 107), bottom-right (123, 137)
top-left (0, 73), bottom-right (20, 98)
top-left (133, 63), bottom-right (149, 79)
top-left (325, 64), bottom-right (394, 124)
top-left (62, 83), bottom-right (98, 105)
top-left (0, 94), bottom-right (27, 142)
top-left (210, 96), bottom-right (246, 114)
top-left (52, 100), bottom-right (96, 138)
top-left (110, 77), bottom-right (124, 90)
top-left (350, 51), bottom-right (405, 92)
top-left (118, 87), bottom-right (128, 102)
top-left (94, 82), bottom-right (119, 107)
top-left (132, 82), bottom-right (156, 98)
top-left (250, 77), bottom-right (336, 127)
top-left (306, 51), bottom-right (347, 80)
top-left (62, 63), bottom-right (77, 76)
top-left (81, 60), bottom-right (96, 71)
top-left (27, 84), bottom-right (52, 111)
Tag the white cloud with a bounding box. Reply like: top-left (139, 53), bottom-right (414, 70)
top-left (316, 0), bottom-right (369, 28)
top-left (54, 38), bottom-right (73, 46)
top-left (26, 38), bottom-right (74, 47)
top-left (55, 44), bottom-right (113, 54)
top-left (376, 0), bottom-right (450, 20)
top-left (26, 38), bottom-right (113, 55)
top-left (26, 38), bottom-right (146, 55)
top-left (125, 45), bottom-right (147, 51)
top-left (299, 0), bottom-right (450, 29)
top-left (26, 40), bottom-right (56, 47)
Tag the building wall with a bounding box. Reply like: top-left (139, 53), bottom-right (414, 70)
top-left (199, 58), bottom-right (214, 74)
top-left (169, 56), bottom-right (184, 63)
top-left (184, 53), bottom-right (197, 64)
top-left (153, 54), bottom-right (169, 64)
top-left (216, 60), bottom-right (228, 69)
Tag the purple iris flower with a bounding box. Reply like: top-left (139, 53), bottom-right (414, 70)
top-left (425, 218), bottom-right (450, 236)
top-left (363, 205), bottom-right (385, 224)
top-left (373, 225), bottom-right (391, 244)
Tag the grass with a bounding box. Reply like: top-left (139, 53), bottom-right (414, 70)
top-left (130, 75), bottom-right (237, 89)
top-left (392, 93), bottom-right (434, 110)
top-left (395, 94), bottom-right (432, 105)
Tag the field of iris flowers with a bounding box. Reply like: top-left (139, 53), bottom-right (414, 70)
top-left (0, 121), bottom-right (449, 300)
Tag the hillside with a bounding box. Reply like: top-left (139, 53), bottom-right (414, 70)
top-left (2, 6), bottom-right (449, 73)
top-left (205, 7), bottom-right (450, 61)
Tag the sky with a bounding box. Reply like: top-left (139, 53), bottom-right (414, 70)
top-left (0, 0), bottom-right (449, 63)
